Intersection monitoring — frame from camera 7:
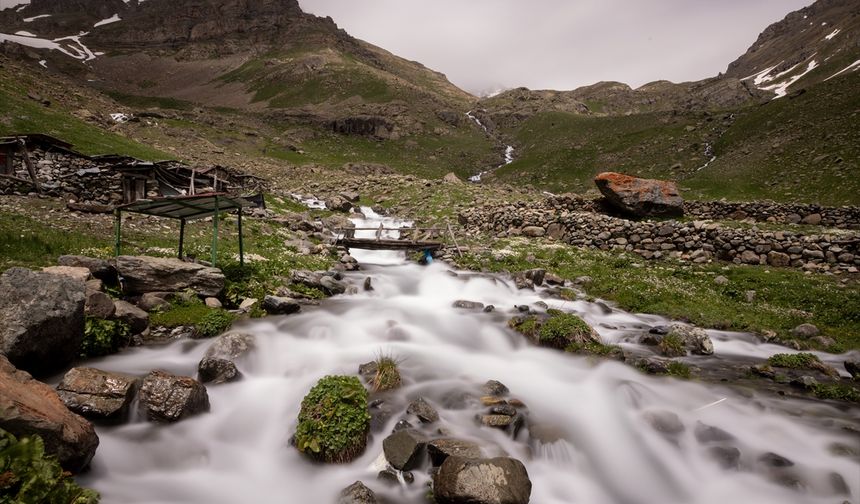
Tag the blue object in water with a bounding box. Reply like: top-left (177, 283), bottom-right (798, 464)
top-left (423, 249), bottom-right (433, 264)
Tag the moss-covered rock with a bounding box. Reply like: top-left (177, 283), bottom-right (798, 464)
top-left (295, 375), bottom-right (370, 463)
top-left (0, 428), bottom-right (99, 504)
top-left (509, 310), bottom-right (601, 350)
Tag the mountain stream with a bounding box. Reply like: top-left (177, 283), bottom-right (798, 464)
top-left (79, 208), bottom-right (859, 504)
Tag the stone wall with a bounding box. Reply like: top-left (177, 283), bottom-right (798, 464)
top-left (532, 195), bottom-right (860, 230)
top-left (459, 203), bottom-right (860, 274)
top-left (0, 148), bottom-right (125, 204)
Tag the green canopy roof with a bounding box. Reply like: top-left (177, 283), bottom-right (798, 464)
top-left (116, 192), bottom-right (252, 221)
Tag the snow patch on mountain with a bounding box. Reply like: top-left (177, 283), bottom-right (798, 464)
top-left (759, 58), bottom-right (819, 99)
top-left (0, 31), bottom-right (97, 62)
top-left (23, 14), bottom-right (50, 22)
top-left (94, 14), bottom-right (122, 28)
top-left (825, 59), bottom-right (860, 81)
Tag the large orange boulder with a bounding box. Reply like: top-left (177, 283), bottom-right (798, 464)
top-left (594, 172), bottom-right (684, 218)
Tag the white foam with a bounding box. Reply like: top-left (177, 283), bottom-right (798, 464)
top-left (14, 30), bottom-right (36, 37)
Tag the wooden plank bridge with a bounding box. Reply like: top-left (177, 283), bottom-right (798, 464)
top-left (334, 225), bottom-right (459, 253)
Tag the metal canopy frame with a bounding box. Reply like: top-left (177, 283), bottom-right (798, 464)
top-left (114, 192), bottom-right (252, 267)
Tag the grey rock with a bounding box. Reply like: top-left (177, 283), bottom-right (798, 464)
top-left (791, 323), bottom-right (819, 339)
top-left (434, 456), bottom-right (532, 504)
top-left (427, 438), bottom-right (483, 466)
top-left (198, 357), bottom-right (241, 384)
top-left (139, 370), bottom-right (210, 422)
top-left (594, 172), bottom-right (684, 218)
top-left (382, 429), bottom-right (426, 470)
top-left (204, 332), bottom-right (256, 361)
top-left (338, 481), bottom-right (378, 504)
top-left (58, 255), bottom-right (117, 282)
top-left (643, 410), bottom-right (685, 436)
top-left (708, 446), bottom-right (741, 470)
top-left (326, 195), bottom-right (353, 212)
top-left (377, 467), bottom-right (414, 485)
top-left (0, 356), bottom-right (99, 472)
top-left (261, 295), bottom-right (301, 315)
top-left (205, 297), bottom-right (222, 308)
top-left (453, 300), bottom-right (485, 310)
top-left (116, 256), bottom-right (225, 297)
top-left (138, 292), bottom-right (172, 312)
top-left (56, 367), bottom-right (139, 421)
top-left (845, 360), bottom-right (859, 379)
top-left (767, 251), bottom-right (791, 267)
top-left (0, 267), bottom-right (85, 375)
top-left (694, 422), bottom-right (735, 443)
top-left (113, 300), bottom-right (149, 334)
top-left (521, 226), bottom-right (546, 237)
top-left (481, 380), bottom-right (509, 396)
top-left (85, 289), bottom-right (116, 319)
top-left (406, 397), bottom-right (440, 424)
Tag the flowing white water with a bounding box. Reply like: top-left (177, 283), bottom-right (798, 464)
top-left (80, 209), bottom-right (859, 503)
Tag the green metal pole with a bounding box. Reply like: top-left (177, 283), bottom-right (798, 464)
top-left (211, 197), bottom-right (219, 267)
top-left (178, 219), bottom-right (186, 259)
top-left (237, 208), bottom-right (244, 267)
top-left (114, 210), bottom-right (122, 256)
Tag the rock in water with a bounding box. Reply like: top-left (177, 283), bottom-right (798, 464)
top-left (198, 357), bottom-right (241, 384)
top-left (0, 267), bottom-right (85, 375)
top-left (427, 438), bottom-right (484, 466)
top-left (0, 356), bottom-right (99, 473)
top-left (56, 367), bottom-right (139, 422)
top-left (338, 481), bottom-right (378, 504)
top-left (261, 295), bottom-right (301, 315)
top-left (139, 370), bottom-right (210, 422)
top-left (434, 456), bottom-right (532, 504)
top-left (115, 255), bottom-right (225, 296)
top-left (594, 171), bottom-right (684, 218)
top-left (382, 429), bottom-right (426, 470)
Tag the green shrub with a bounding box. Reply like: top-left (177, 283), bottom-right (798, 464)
top-left (196, 310), bottom-right (235, 338)
top-left (0, 428), bottom-right (99, 504)
top-left (658, 333), bottom-right (686, 357)
top-left (539, 312), bottom-right (593, 349)
top-left (295, 375), bottom-right (370, 463)
top-left (80, 318), bottom-right (130, 358)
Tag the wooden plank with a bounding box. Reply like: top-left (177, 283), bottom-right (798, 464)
top-left (336, 238), bottom-right (444, 251)
top-left (16, 139), bottom-right (41, 193)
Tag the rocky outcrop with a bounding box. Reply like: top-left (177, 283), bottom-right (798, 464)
top-left (331, 116), bottom-right (396, 139)
top-left (56, 367), bottom-right (139, 422)
top-left (0, 267), bottom-right (85, 375)
top-left (139, 370), bottom-right (210, 423)
top-left (434, 456), bottom-right (532, 504)
top-left (594, 172), bottom-right (684, 218)
top-left (115, 256), bottom-right (225, 296)
top-left (0, 356), bottom-right (99, 473)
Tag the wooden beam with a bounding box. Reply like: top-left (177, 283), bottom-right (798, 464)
top-left (16, 139), bottom-right (41, 193)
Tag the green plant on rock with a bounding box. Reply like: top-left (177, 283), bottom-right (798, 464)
top-left (0, 428), bottom-right (99, 504)
top-left (80, 318), bottom-right (130, 358)
top-left (196, 310), bottom-right (236, 338)
top-left (811, 383), bottom-right (860, 403)
top-left (295, 375), bottom-right (370, 463)
top-left (565, 341), bottom-right (623, 358)
top-left (370, 353), bottom-right (402, 392)
top-left (658, 333), bottom-right (686, 357)
top-left (666, 361), bottom-right (692, 379)
top-left (539, 312), bottom-right (593, 350)
top-left (767, 353), bottom-right (838, 377)
top-left (508, 316), bottom-right (539, 339)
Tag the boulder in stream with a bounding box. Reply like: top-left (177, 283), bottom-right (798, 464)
top-left (382, 429), bottom-right (426, 470)
top-left (0, 356), bottom-right (99, 473)
top-left (0, 267), bottom-right (85, 375)
top-left (427, 438), bottom-right (483, 466)
top-left (434, 455), bottom-right (532, 504)
top-left (56, 367), bottom-right (139, 422)
top-left (139, 370), bottom-right (210, 422)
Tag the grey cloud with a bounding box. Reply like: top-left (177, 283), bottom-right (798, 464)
top-left (299, 0), bottom-right (814, 94)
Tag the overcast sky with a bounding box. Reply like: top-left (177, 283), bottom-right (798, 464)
top-left (299, 0), bottom-right (814, 95)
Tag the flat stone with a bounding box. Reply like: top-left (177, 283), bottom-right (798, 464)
top-left (113, 300), bottom-right (149, 334)
top-left (382, 429), bottom-right (426, 470)
top-left (261, 295), bottom-right (301, 315)
top-left (406, 397), bottom-right (439, 424)
top-left (116, 256), bottom-right (225, 297)
top-left (139, 370), bottom-right (210, 423)
top-left (427, 438), bottom-right (483, 466)
top-left (56, 367), bottom-right (139, 421)
top-left (434, 456), bottom-right (532, 504)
